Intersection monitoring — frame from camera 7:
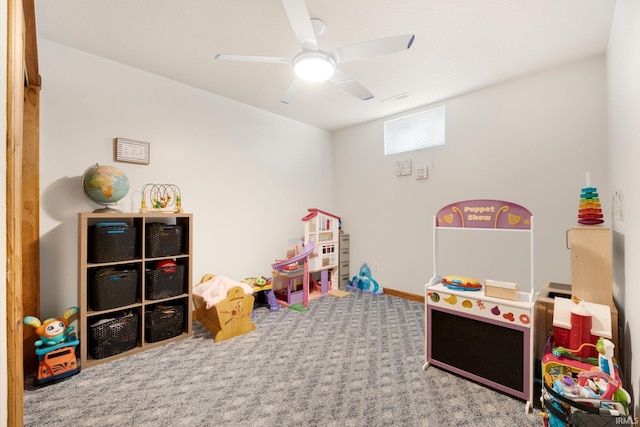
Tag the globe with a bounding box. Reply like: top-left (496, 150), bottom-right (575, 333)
top-left (82, 164), bottom-right (130, 212)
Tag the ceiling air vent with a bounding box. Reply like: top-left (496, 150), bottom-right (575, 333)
top-left (382, 93), bottom-right (412, 105)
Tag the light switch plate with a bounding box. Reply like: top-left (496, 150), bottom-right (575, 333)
top-left (416, 165), bottom-right (428, 180)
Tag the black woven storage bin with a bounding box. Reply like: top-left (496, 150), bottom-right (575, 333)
top-left (90, 268), bottom-right (139, 310)
top-left (88, 222), bottom-right (136, 263)
top-left (146, 223), bottom-right (183, 257)
top-left (145, 304), bottom-right (184, 343)
top-left (146, 264), bottom-right (185, 300)
top-left (89, 311), bottom-right (139, 359)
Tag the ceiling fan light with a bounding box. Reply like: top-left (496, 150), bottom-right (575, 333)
top-left (293, 52), bottom-right (336, 82)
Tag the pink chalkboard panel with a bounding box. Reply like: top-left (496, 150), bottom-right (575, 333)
top-left (435, 200), bottom-right (532, 229)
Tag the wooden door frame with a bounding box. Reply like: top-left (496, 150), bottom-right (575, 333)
top-left (6, 0), bottom-right (39, 425)
top-left (21, 0), bottom-right (40, 375)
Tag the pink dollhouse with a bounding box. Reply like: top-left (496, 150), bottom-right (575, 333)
top-left (301, 209), bottom-right (340, 273)
top-left (272, 209), bottom-right (341, 308)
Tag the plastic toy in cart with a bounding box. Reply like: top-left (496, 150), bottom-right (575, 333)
top-left (541, 337), bottom-right (632, 426)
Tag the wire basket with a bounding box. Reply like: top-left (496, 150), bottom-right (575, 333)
top-left (90, 268), bottom-right (139, 311)
top-left (542, 383), bottom-right (628, 427)
top-left (146, 264), bottom-right (185, 300)
top-left (88, 222), bottom-right (136, 263)
top-left (89, 311), bottom-right (139, 359)
top-left (145, 223), bottom-right (183, 257)
top-left (145, 304), bottom-right (184, 343)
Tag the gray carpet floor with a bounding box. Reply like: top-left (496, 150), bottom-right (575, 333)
top-left (23, 292), bottom-right (542, 426)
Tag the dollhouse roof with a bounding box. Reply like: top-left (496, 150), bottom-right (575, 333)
top-left (301, 208), bottom-right (341, 222)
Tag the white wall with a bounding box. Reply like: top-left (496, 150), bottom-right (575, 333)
top-left (38, 39), bottom-right (333, 318)
top-left (607, 0), bottom-right (640, 414)
top-left (333, 56), bottom-right (609, 297)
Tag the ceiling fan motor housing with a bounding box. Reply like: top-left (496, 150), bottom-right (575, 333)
top-left (293, 50), bottom-right (336, 82)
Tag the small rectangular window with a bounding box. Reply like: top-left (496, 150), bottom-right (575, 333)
top-left (384, 106), bottom-right (445, 155)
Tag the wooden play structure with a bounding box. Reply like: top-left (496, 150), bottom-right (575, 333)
top-left (192, 274), bottom-right (255, 343)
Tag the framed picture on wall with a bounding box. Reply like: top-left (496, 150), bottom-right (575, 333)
top-left (114, 137), bottom-right (150, 165)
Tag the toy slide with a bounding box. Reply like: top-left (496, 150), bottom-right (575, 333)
top-left (271, 241), bottom-right (315, 272)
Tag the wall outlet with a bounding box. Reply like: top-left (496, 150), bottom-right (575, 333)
top-left (373, 262), bottom-right (379, 272)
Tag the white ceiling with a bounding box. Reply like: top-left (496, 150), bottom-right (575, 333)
top-left (34, 0), bottom-right (616, 131)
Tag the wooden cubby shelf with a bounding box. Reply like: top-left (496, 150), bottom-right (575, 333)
top-left (78, 212), bottom-right (193, 368)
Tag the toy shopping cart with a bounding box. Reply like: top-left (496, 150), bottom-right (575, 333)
top-left (542, 382), bottom-right (629, 427)
top-left (540, 338), bottom-right (631, 427)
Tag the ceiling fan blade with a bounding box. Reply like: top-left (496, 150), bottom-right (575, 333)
top-left (215, 54), bottom-right (291, 65)
top-left (330, 68), bottom-right (374, 101)
top-left (281, 78), bottom-right (302, 104)
top-left (331, 34), bottom-right (415, 64)
top-left (282, 0), bottom-right (318, 51)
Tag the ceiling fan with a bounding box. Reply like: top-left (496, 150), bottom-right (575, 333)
top-left (215, 0), bottom-right (415, 104)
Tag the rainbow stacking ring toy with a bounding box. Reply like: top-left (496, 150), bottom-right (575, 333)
top-left (578, 186), bottom-right (604, 225)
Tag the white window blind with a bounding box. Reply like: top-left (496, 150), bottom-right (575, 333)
top-left (384, 106), bottom-right (445, 155)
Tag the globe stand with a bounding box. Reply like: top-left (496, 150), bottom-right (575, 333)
top-left (93, 205), bottom-right (122, 214)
